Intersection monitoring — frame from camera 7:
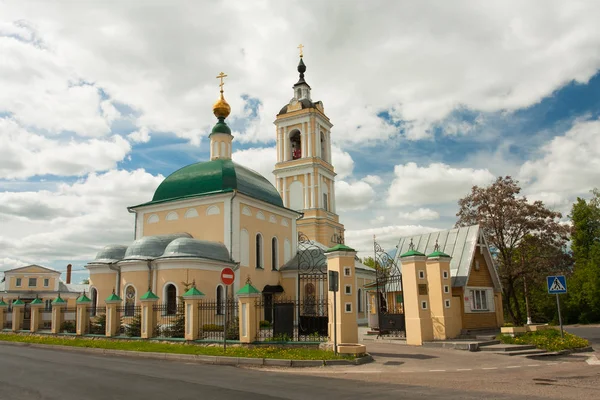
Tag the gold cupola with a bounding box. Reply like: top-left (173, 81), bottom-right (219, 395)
top-left (210, 72), bottom-right (233, 160)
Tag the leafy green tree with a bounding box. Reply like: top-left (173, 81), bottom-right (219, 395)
top-left (456, 176), bottom-right (570, 324)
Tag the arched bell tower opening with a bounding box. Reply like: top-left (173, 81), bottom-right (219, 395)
top-left (273, 48), bottom-right (344, 246)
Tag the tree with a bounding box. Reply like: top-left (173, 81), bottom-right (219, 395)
top-left (456, 176), bottom-right (570, 324)
top-left (567, 189), bottom-right (600, 323)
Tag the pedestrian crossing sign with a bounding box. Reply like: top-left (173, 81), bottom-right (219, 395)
top-left (547, 275), bottom-right (567, 294)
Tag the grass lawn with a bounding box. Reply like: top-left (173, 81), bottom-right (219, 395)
top-left (0, 332), bottom-right (352, 360)
top-left (498, 329), bottom-right (589, 352)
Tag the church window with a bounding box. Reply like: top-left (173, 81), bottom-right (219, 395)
top-left (90, 288), bottom-right (98, 316)
top-left (124, 285), bottom-right (136, 317)
top-left (216, 285), bottom-right (225, 315)
top-left (271, 237), bottom-right (278, 270)
top-left (166, 211), bottom-right (178, 221)
top-left (323, 193), bottom-right (329, 211)
top-left (213, 141), bottom-right (219, 158)
top-left (289, 130), bottom-right (301, 160)
top-left (206, 206), bottom-right (220, 216)
top-left (147, 214), bottom-right (159, 224)
top-left (165, 284), bottom-right (177, 315)
top-left (184, 208), bottom-right (199, 218)
top-left (320, 132), bottom-right (327, 162)
top-left (256, 233), bottom-right (264, 269)
top-left (296, 88), bottom-right (301, 99)
top-left (220, 141), bottom-right (226, 157)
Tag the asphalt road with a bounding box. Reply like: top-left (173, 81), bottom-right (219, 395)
top-left (565, 325), bottom-right (600, 348)
top-left (0, 344), bottom-right (539, 400)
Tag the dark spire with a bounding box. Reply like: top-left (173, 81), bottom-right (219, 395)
top-left (294, 57), bottom-right (309, 87)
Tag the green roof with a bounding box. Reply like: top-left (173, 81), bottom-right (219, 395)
top-left (105, 292), bottom-right (122, 302)
top-left (77, 293), bottom-right (92, 303)
top-left (400, 249), bottom-right (426, 258)
top-left (30, 298), bottom-right (43, 305)
top-left (12, 299), bottom-right (24, 305)
top-left (183, 286), bottom-right (205, 297)
top-left (133, 159), bottom-right (284, 208)
top-left (209, 118), bottom-right (232, 135)
top-left (325, 243), bottom-right (356, 253)
top-left (237, 283), bottom-right (260, 295)
top-left (52, 296), bottom-right (66, 304)
top-left (140, 290), bottom-right (159, 300)
top-left (427, 250), bottom-right (451, 258)
top-left (0, 299), bottom-right (7, 307)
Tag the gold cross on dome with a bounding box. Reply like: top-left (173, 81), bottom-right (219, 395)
top-left (216, 72), bottom-right (227, 91)
top-left (298, 43), bottom-right (304, 57)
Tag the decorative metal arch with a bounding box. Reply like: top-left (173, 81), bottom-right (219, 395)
top-left (373, 236), bottom-right (405, 337)
top-left (297, 232), bottom-right (327, 275)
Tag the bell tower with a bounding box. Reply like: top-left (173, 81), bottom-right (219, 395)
top-left (273, 46), bottom-right (344, 245)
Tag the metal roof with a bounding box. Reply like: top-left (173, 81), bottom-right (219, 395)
top-left (394, 224), bottom-right (485, 287)
top-left (124, 233), bottom-right (191, 260)
top-left (94, 244), bottom-right (129, 263)
top-left (160, 238), bottom-right (232, 263)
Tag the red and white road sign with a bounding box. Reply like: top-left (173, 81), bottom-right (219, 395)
top-left (220, 267), bottom-right (235, 286)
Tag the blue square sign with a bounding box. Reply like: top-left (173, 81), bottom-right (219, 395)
top-left (547, 275), bottom-right (567, 294)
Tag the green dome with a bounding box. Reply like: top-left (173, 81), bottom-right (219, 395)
top-left (146, 159), bottom-right (283, 208)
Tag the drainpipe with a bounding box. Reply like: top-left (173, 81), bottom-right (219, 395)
top-left (147, 260), bottom-right (153, 293)
top-left (128, 207), bottom-right (137, 240)
top-left (108, 263), bottom-right (121, 295)
top-left (230, 190), bottom-right (237, 260)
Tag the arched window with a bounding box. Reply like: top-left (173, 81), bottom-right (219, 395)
top-left (90, 287), bottom-right (98, 316)
top-left (165, 284), bottom-right (177, 315)
top-left (290, 130), bottom-right (301, 160)
top-left (216, 285), bottom-right (225, 315)
top-left (271, 237), bottom-right (278, 270)
top-left (124, 285), bottom-right (136, 317)
top-left (358, 289), bottom-right (363, 313)
top-left (320, 132), bottom-right (327, 162)
top-left (256, 233), bottom-right (263, 269)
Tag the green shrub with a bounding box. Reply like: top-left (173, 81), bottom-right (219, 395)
top-left (123, 314), bottom-right (142, 337)
top-left (498, 329), bottom-right (589, 351)
top-left (60, 321), bottom-right (76, 333)
top-left (202, 324), bottom-right (223, 332)
top-left (225, 317), bottom-right (239, 340)
top-left (259, 320), bottom-right (272, 328)
top-left (503, 322), bottom-right (514, 327)
top-left (265, 333), bottom-right (292, 342)
top-left (89, 313), bottom-right (106, 335)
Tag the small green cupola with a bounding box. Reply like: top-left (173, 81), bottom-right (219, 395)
top-left (400, 239), bottom-right (426, 258)
top-left (0, 297), bottom-right (8, 307)
top-left (183, 281), bottom-right (205, 298)
top-left (427, 241), bottom-right (451, 258)
top-left (140, 289), bottom-right (160, 300)
top-left (325, 243), bottom-right (356, 253)
top-left (237, 277), bottom-right (260, 296)
top-left (77, 292), bottom-right (92, 303)
top-left (105, 289), bottom-right (122, 303)
top-left (52, 294), bottom-right (66, 305)
top-left (13, 298), bottom-right (25, 306)
top-left (30, 295), bottom-right (43, 305)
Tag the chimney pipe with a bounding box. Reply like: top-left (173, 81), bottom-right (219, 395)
top-left (66, 264), bottom-right (72, 284)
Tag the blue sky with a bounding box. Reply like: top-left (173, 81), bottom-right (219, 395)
top-left (1, 1), bottom-right (600, 284)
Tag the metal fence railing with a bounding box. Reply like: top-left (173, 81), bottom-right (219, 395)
top-left (88, 306), bottom-right (107, 335)
top-left (154, 303), bottom-right (185, 338)
top-left (60, 308), bottom-right (77, 333)
top-left (3, 311), bottom-right (12, 330)
top-left (116, 305), bottom-right (141, 337)
top-left (39, 310), bottom-right (53, 330)
top-left (198, 299), bottom-right (238, 341)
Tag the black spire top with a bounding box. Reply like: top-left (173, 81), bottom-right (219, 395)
top-left (294, 57), bottom-right (309, 87)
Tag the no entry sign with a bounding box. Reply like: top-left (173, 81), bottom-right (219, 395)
top-left (221, 267), bottom-right (235, 286)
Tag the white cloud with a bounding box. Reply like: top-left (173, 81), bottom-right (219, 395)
top-left (0, 257), bottom-right (27, 272)
top-left (0, 169), bottom-right (163, 264)
top-left (519, 118), bottom-right (600, 208)
top-left (128, 127), bottom-right (151, 144)
top-left (387, 162), bottom-right (494, 206)
top-left (331, 146), bottom-right (354, 179)
top-left (363, 175), bottom-right (383, 186)
top-left (335, 180), bottom-right (375, 211)
top-left (399, 208), bottom-right (440, 221)
top-left (345, 224), bottom-right (440, 255)
top-left (0, 118), bottom-right (131, 179)
top-left (232, 147), bottom-right (277, 185)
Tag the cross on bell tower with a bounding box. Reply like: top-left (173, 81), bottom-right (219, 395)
top-left (272, 46), bottom-right (344, 246)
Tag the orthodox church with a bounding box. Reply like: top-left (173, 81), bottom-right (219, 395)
top-left (85, 55), bottom-right (375, 323)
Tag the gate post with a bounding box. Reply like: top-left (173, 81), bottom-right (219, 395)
top-left (325, 244), bottom-right (359, 346)
top-left (76, 292), bottom-right (92, 335)
top-left (140, 289), bottom-right (159, 339)
top-left (105, 290), bottom-right (122, 337)
top-left (0, 299), bottom-right (7, 329)
top-left (236, 282), bottom-right (261, 343)
top-left (400, 248), bottom-right (433, 345)
top-left (11, 299), bottom-right (25, 332)
top-left (29, 297), bottom-right (44, 333)
top-left (182, 285), bottom-right (204, 341)
top-left (51, 294), bottom-right (67, 334)
top-left (426, 248), bottom-right (457, 340)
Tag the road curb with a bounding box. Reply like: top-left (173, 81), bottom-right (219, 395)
top-left (0, 340), bottom-right (372, 368)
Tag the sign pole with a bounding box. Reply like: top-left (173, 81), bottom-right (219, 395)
top-left (555, 294), bottom-right (564, 338)
top-left (223, 285), bottom-right (228, 351)
top-left (333, 292), bottom-right (337, 355)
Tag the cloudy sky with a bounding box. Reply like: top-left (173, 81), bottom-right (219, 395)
top-left (1, 1), bottom-right (599, 283)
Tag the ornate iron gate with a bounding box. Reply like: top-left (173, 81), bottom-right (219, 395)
top-left (296, 232), bottom-right (328, 338)
top-left (374, 237), bottom-right (406, 337)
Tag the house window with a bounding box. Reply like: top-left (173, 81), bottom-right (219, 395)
top-left (165, 284), bottom-right (177, 315)
top-left (344, 285), bottom-right (352, 295)
top-left (15, 278), bottom-right (22, 287)
top-left (256, 233), bottom-right (263, 269)
top-left (271, 237), bottom-right (278, 270)
top-left (445, 299), bottom-right (451, 308)
top-left (29, 278), bottom-right (37, 287)
top-left (216, 285), bottom-right (225, 315)
top-left (345, 303), bottom-right (352, 313)
top-left (418, 270), bottom-right (425, 279)
top-left (421, 301), bottom-right (428, 310)
top-left (444, 285), bottom-right (450, 294)
top-left (470, 289), bottom-right (489, 311)
top-left (443, 271), bottom-right (449, 279)
top-left (43, 278), bottom-right (49, 287)
top-left (358, 289), bottom-right (363, 312)
top-left (344, 267), bottom-right (351, 277)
